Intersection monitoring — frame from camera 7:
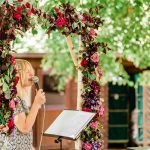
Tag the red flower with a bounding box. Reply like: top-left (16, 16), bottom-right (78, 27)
top-left (7, 119), bottom-right (14, 128)
top-left (81, 59), bottom-right (88, 67)
top-left (28, 10), bottom-right (32, 17)
top-left (89, 17), bottom-right (93, 22)
top-left (0, 102), bottom-right (2, 107)
top-left (17, 6), bottom-right (22, 14)
top-left (26, 2), bottom-right (30, 8)
top-left (21, 4), bottom-right (26, 9)
top-left (59, 12), bottom-right (63, 17)
top-left (14, 76), bottom-right (19, 86)
top-left (13, 12), bottom-right (21, 20)
top-left (55, 16), bottom-right (67, 27)
top-left (31, 6), bottom-right (35, 14)
top-left (82, 108), bottom-right (92, 112)
top-left (11, 56), bottom-right (15, 63)
top-left (18, 0), bottom-right (23, 2)
top-left (54, 8), bottom-right (59, 13)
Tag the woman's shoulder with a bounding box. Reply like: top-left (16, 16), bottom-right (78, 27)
top-left (14, 96), bottom-right (29, 115)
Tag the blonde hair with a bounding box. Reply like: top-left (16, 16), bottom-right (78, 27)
top-left (15, 59), bottom-right (35, 100)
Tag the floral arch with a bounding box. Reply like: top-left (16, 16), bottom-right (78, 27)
top-left (0, 0), bottom-right (109, 149)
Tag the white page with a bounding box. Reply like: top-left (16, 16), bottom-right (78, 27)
top-left (44, 110), bottom-right (96, 139)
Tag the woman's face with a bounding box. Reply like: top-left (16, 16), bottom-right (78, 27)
top-left (22, 65), bottom-right (34, 88)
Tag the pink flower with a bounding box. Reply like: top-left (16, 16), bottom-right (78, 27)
top-left (82, 143), bottom-right (92, 150)
top-left (13, 12), bottom-right (21, 20)
top-left (98, 106), bottom-right (104, 117)
top-left (9, 99), bottom-right (16, 110)
top-left (82, 15), bottom-right (88, 24)
top-left (54, 8), bottom-right (59, 13)
top-left (28, 10), bottom-right (32, 17)
top-left (18, 0), bottom-right (23, 2)
top-left (90, 28), bottom-right (97, 38)
top-left (91, 53), bottom-right (99, 63)
top-left (81, 59), bottom-right (88, 67)
top-left (90, 121), bottom-right (98, 129)
top-left (7, 119), bottom-right (14, 128)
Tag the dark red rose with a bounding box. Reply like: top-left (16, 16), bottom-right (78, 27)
top-left (81, 59), bottom-right (88, 67)
top-left (14, 76), bottom-right (19, 86)
top-left (13, 12), bottom-right (21, 20)
top-left (18, 0), bottom-right (23, 2)
top-left (89, 17), bottom-right (93, 22)
top-left (31, 6), bottom-right (35, 14)
top-left (82, 108), bottom-right (92, 112)
top-left (7, 119), bottom-right (14, 128)
top-left (54, 8), bottom-right (59, 13)
top-left (17, 6), bottom-right (22, 14)
top-left (55, 16), bottom-right (67, 27)
top-left (25, 2), bottom-right (30, 8)
top-left (0, 102), bottom-right (2, 107)
top-left (21, 4), bottom-right (26, 9)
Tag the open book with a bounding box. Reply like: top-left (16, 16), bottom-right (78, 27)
top-left (44, 110), bottom-right (96, 140)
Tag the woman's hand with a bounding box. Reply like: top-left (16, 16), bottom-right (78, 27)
top-left (33, 89), bottom-right (46, 109)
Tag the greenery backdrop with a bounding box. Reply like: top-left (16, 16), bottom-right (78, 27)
top-left (3, 0), bottom-right (149, 89)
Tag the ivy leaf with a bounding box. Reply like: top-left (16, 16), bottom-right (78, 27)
top-left (2, 81), bottom-right (8, 92)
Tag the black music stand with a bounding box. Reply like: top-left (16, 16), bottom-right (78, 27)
top-left (43, 109), bottom-right (96, 150)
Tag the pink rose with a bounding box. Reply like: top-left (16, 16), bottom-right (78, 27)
top-left (18, 0), bottom-right (23, 2)
top-left (90, 28), bottom-right (97, 38)
top-left (13, 12), bottom-right (21, 20)
top-left (90, 121), bottom-right (98, 129)
top-left (99, 106), bottom-right (104, 117)
top-left (9, 99), bottom-right (16, 110)
top-left (82, 143), bottom-right (92, 150)
top-left (28, 10), bottom-right (32, 17)
top-left (91, 53), bottom-right (99, 63)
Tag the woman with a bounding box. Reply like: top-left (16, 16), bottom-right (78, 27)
top-left (5, 59), bottom-right (46, 150)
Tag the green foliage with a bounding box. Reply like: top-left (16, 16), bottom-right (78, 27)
top-left (13, 0), bottom-right (150, 88)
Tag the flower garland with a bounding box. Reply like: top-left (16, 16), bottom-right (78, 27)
top-left (0, 1), bottom-right (109, 149)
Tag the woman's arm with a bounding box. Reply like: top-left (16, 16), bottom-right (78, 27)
top-left (14, 89), bottom-right (46, 134)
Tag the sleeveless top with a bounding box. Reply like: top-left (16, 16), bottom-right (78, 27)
top-left (0, 97), bottom-right (33, 150)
